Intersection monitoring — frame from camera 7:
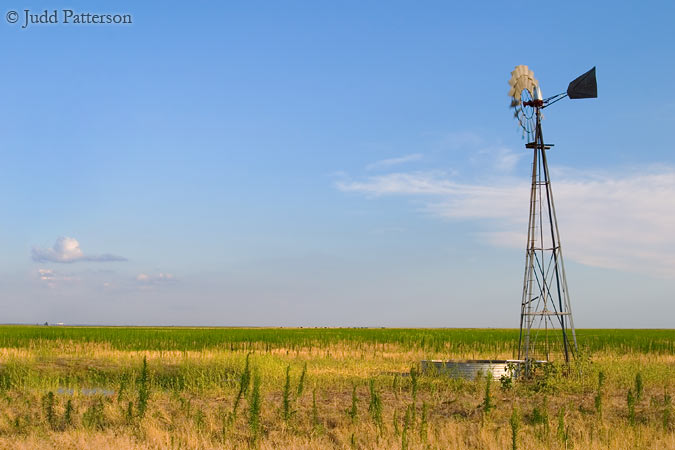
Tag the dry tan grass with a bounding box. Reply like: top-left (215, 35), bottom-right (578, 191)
top-left (0, 340), bottom-right (672, 449)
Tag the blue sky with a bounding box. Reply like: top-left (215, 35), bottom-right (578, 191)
top-left (1, 1), bottom-right (674, 326)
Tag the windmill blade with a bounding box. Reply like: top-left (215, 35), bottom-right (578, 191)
top-left (508, 65), bottom-right (538, 100)
top-left (567, 67), bottom-right (597, 99)
top-left (508, 65), bottom-right (541, 141)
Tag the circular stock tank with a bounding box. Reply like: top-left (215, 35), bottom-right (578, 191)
top-left (421, 359), bottom-right (523, 380)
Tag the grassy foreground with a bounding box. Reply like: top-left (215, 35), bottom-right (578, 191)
top-left (0, 326), bottom-right (672, 449)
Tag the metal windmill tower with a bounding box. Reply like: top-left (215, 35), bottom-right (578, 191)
top-left (508, 66), bottom-right (597, 366)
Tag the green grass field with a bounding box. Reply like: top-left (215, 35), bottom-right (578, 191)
top-left (0, 326), bottom-right (672, 449)
top-left (1, 326), bottom-right (672, 353)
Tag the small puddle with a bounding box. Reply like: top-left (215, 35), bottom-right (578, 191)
top-left (56, 387), bottom-right (115, 396)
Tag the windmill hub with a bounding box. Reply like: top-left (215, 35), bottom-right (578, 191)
top-left (522, 99), bottom-right (543, 108)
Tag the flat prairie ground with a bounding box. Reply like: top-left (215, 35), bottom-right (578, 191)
top-left (0, 327), bottom-right (672, 449)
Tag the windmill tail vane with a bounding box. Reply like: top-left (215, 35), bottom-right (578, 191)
top-left (525, 67), bottom-right (598, 109)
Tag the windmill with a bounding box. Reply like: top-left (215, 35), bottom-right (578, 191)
top-left (508, 66), bottom-right (597, 369)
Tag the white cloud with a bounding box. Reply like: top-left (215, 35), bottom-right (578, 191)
top-left (38, 268), bottom-right (55, 281)
top-left (337, 166), bottom-right (675, 277)
top-left (32, 237), bottom-right (126, 263)
top-left (366, 153), bottom-right (422, 171)
top-left (136, 272), bottom-right (176, 285)
top-left (337, 171), bottom-right (460, 196)
top-left (434, 131), bottom-right (522, 173)
top-left (491, 147), bottom-right (522, 172)
top-left (36, 268), bottom-right (79, 288)
top-left (33, 267), bottom-right (176, 292)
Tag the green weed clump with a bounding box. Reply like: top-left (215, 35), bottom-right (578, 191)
top-left (194, 408), bottom-right (206, 430)
top-left (410, 366), bottom-right (419, 425)
top-left (41, 391), bottom-right (57, 430)
top-left (368, 378), bottom-right (383, 432)
top-left (248, 372), bottom-right (262, 446)
top-left (282, 365), bottom-right (293, 423)
top-left (634, 372), bottom-right (643, 401)
top-left (500, 374), bottom-right (513, 391)
top-left (419, 402), bottom-right (428, 442)
top-left (531, 400), bottom-right (550, 440)
top-left (297, 363), bottom-right (307, 397)
top-left (126, 401), bottom-right (134, 424)
top-left (510, 405), bottom-right (520, 450)
top-left (232, 352), bottom-right (252, 421)
top-left (347, 385), bottom-right (358, 423)
top-left (402, 404), bottom-right (412, 450)
top-left (311, 388), bottom-right (320, 432)
top-left (117, 373), bottom-right (128, 403)
top-left (482, 373), bottom-right (494, 414)
top-left (594, 371), bottom-right (605, 420)
top-left (82, 397), bottom-right (105, 430)
top-left (626, 388), bottom-right (636, 425)
top-left (410, 366), bottom-right (418, 403)
top-left (63, 399), bottom-right (73, 428)
top-left (136, 356), bottom-right (150, 418)
top-left (557, 407), bottom-right (569, 446)
top-left (663, 390), bottom-right (672, 431)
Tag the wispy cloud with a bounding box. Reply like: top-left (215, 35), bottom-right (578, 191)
top-left (488, 147), bottom-right (522, 172)
top-left (136, 272), bottom-right (176, 285)
top-left (36, 268), bottom-right (79, 288)
top-left (438, 131), bottom-right (484, 150)
top-left (32, 237), bottom-right (126, 263)
top-left (366, 153), bottom-right (422, 171)
top-left (432, 131), bottom-right (523, 173)
top-left (337, 166), bottom-right (675, 277)
top-left (337, 170), bottom-right (461, 196)
top-left (34, 267), bottom-right (177, 292)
